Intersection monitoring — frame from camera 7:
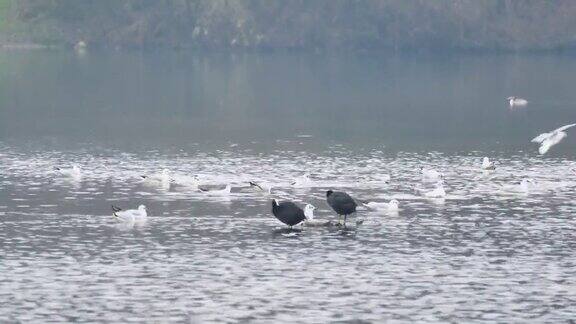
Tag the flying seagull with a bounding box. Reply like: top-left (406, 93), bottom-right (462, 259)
top-left (271, 199), bottom-right (306, 228)
top-left (326, 190), bottom-right (358, 226)
top-left (531, 123), bottom-right (576, 155)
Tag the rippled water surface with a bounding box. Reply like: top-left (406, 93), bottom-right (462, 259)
top-left (2, 51), bottom-right (576, 323)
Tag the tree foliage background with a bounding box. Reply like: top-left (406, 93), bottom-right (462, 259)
top-left (2, 0), bottom-right (576, 51)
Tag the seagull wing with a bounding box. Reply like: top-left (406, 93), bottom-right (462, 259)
top-left (114, 209), bottom-right (136, 221)
top-left (531, 132), bottom-right (550, 143)
top-left (361, 201), bottom-right (377, 210)
top-left (538, 142), bottom-right (551, 155)
top-left (555, 123), bottom-right (576, 133)
top-left (539, 132), bottom-right (567, 155)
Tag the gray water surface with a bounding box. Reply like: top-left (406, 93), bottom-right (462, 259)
top-left (1, 51), bottom-right (576, 323)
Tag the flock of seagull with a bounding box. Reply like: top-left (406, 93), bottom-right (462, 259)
top-left (268, 117), bottom-right (575, 229)
top-left (50, 103), bottom-right (575, 230)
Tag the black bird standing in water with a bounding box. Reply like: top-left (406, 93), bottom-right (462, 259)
top-left (271, 199), bottom-right (306, 228)
top-left (326, 190), bottom-right (357, 226)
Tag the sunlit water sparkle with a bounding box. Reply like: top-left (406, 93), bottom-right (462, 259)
top-left (2, 142), bottom-right (576, 323)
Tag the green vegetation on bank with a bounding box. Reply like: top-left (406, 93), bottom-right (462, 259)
top-left (0, 0), bottom-right (10, 31)
top-left (3, 0), bottom-right (576, 51)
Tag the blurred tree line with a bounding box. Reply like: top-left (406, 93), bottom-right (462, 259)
top-left (3, 0), bottom-right (576, 51)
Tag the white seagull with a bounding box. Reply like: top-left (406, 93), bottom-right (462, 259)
top-left (249, 181), bottom-right (273, 194)
top-left (302, 204), bottom-right (333, 227)
top-left (519, 178), bottom-right (536, 193)
top-left (112, 205), bottom-right (147, 223)
top-left (55, 164), bottom-right (82, 178)
top-left (363, 199), bottom-right (399, 212)
top-left (173, 174), bottom-right (201, 190)
top-left (482, 157), bottom-right (496, 170)
top-left (421, 167), bottom-right (443, 182)
top-left (140, 169), bottom-right (174, 189)
top-left (500, 178), bottom-right (537, 195)
top-left (531, 123), bottom-right (576, 155)
top-left (507, 96), bottom-right (528, 108)
top-left (291, 173), bottom-right (313, 188)
top-left (422, 182), bottom-right (446, 198)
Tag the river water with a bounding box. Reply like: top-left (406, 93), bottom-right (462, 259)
top-left (1, 50), bottom-right (576, 322)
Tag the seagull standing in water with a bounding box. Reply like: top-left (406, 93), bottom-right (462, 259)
top-left (302, 204), bottom-right (333, 227)
top-left (172, 174), bottom-right (201, 190)
top-left (482, 157), bottom-right (496, 170)
top-left (55, 164), bottom-right (82, 179)
top-left (507, 96), bottom-right (528, 108)
top-left (112, 205), bottom-right (147, 223)
top-left (141, 169), bottom-right (174, 189)
top-left (249, 181), bottom-right (272, 194)
top-left (421, 182), bottom-right (446, 198)
top-left (326, 190), bottom-right (358, 226)
top-left (421, 167), bottom-right (443, 182)
top-left (363, 199), bottom-right (399, 212)
top-left (271, 199), bottom-right (306, 228)
top-left (519, 178), bottom-right (536, 193)
top-left (531, 123), bottom-right (576, 155)
top-left (291, 173), bottom-right (312, 188)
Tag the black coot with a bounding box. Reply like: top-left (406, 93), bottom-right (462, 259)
top-left (326, 190), bottom-right (357, 226)
top-left (271, 199), bottom-right (306, 227)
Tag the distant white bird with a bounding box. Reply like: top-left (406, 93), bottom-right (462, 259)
top-left (291, 174), bottom-right (312, 188)
top-left (112, 205), bottom-right (147, 223)
top-left (74, 40), bottom-right (87, 52)
top-left (421, 167), bottom-right (443, 182)
top-left (500, 178), bottom-right (537, 194)
top-left (482, 157), bottom-right (496, 170)
top-left (519, 178), bottom-right (536, 193)
top-left (141, 169), bottom-right (174, 189)
top-left (249, 181), bottom-right (272, 194)
top-left (507, 96), bottom-right (528, 108)
top-left (507, 178), bottom-right (536, 194)
top-left (531, 123), bottom-right (576, 155)
top-left (173, 174), bottom-right (201, 190)
top-left (302, 204), bottom-right (333, 227)
top-left (200, 184), bottom-right (232, 195)
top-left (141, 169), bottom-right (167, 181)
top-left (363, 199), bottom-right (399, 212)
top-left (55, 164), bottom-right (82, 178)
top-left (372, 174), bottom-right (391, 184)
top-left (422, 183), bottom-right (446, 198)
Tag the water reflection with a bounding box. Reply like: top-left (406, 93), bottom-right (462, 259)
top-left (2, 51), bottom-right (576, 153)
